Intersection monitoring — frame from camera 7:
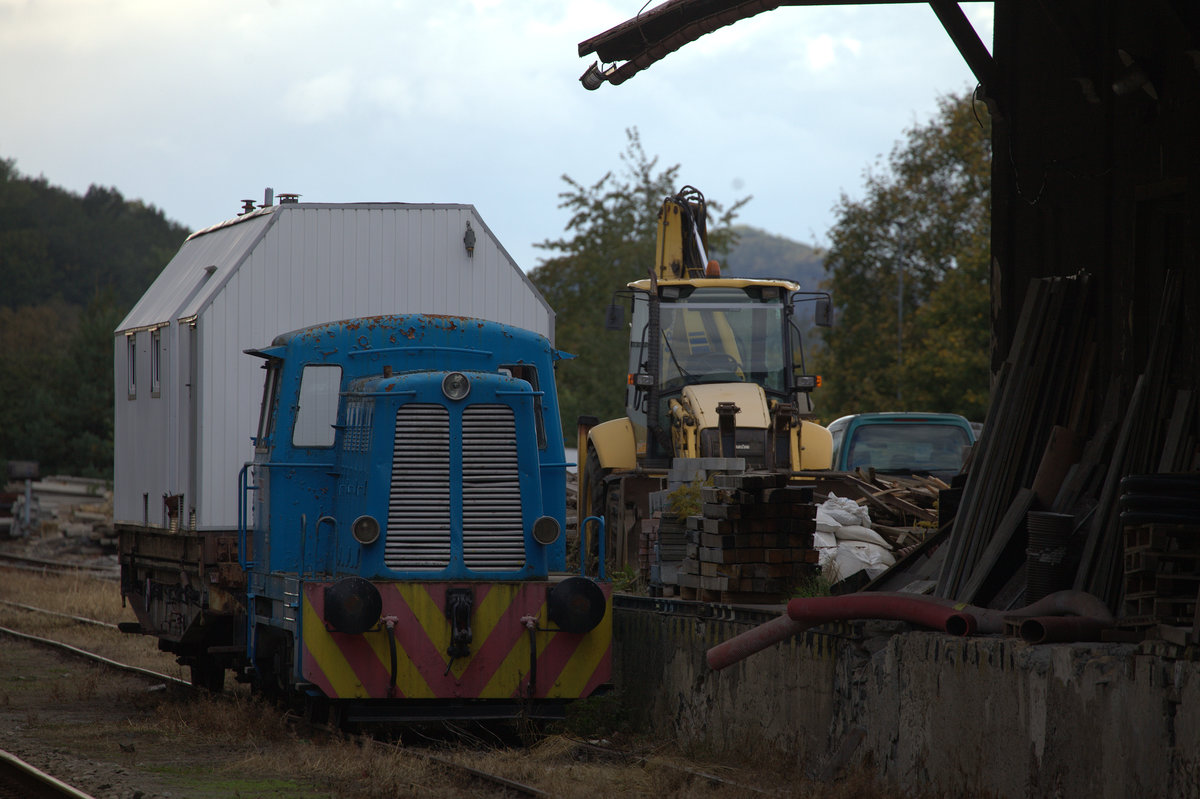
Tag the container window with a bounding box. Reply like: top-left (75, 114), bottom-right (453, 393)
top-left (150, 329), bottom-right (162, 397)
top-left (293, 364), bottom-right (342, 448)
top-left (126, 334), bottom-right (137, 399)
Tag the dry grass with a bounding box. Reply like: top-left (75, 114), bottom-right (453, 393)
top-left (0, 566), bottom-right (187, 677)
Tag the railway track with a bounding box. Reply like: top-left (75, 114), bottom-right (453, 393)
top-left (1, 564), bottom-right (783, 798)
top-left (0, 749), bottom-right (97, 799)
top-left (0, 623), bottom-right (189, 687)
top-left (0, 619), bottom-right (556, 798)
top-left (0, 551), bottom-right (117, 580)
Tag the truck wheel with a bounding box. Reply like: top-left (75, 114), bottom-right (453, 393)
top-left (584, 447), bottom-right (619, 571)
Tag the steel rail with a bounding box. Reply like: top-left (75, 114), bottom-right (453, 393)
top-left (565, 736), bottom-right (775, 795)
top-left (0, 625), bottom-right (189, 688)
top-left (421, 749), bottom-right (553, 798)
top-left (0, 552), bottom-right (118, 580)
top-left (0, 599), bottom-right (120, 629)
top-left (0, 748), bottom-right (99, 799)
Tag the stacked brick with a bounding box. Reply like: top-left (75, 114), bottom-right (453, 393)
top-left (677, 472), bottom-right (819, 603)
top-left (640, 514), bottom-right (688, 594)
top-left (1122, 523), bottom-right (1200, 627)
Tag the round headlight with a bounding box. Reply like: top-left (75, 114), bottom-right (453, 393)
top-left (351, 515), bottom-right (380, 545)
top-left (547, 576), bottom-right (607, 634)
top-left (324, 577), bottom-right (383, 635)
top-left (532, 515), bottom-right (561, 546)
top-left (442, 372), bottom-right (471, 401)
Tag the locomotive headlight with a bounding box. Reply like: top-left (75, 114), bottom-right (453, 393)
top-left (547, 576), bottom-right (607, 634)
top-left (324, 577), bottom-right (383, 635)
top-left (442, 372), bottom-right (471, 401)
top-left (351, 515), bottom-right (380, 545)
top-left (532, 515), bottom-right (560, 546)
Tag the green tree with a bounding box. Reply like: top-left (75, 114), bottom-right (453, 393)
top-left (47, 290), bottom-right (123, 477)
top-left (529, 129), bottom-right (746, 442)
top-left (814, 91), bottom-right (991, 422)
top-left (0, 302), bottom-right (78, 472)
top-left (0, 158), bottom-right (187, 477)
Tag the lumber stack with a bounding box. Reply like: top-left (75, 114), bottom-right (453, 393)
top-left (676, 472), bottom-right (819, 603)
top-left (935, 273), bottom-right (1095, 604)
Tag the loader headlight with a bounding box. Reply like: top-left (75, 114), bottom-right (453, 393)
top-left (351, 515), bottom-right (380, 545)
top-left (442, 372), bottom-right (471, 401)
top-left (532, 515), bottom-right (560, 546)
top-left (324, 577), bottom-right (383, 635)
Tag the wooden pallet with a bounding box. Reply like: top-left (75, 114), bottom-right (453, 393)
top-left (1122, 522), bottom-right (1200, 628)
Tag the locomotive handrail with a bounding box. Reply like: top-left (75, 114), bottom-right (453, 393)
top-left (579, 515), bottom-right (607, 581)
top-left (345, 344), bottom-right (493, 359)
top-left (256, 461), bottom-right (337, 468)
top-left (237, 462), bottom-right (257, 569)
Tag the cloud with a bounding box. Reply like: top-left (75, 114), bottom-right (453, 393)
top-left (278, 69), bottom-right (355, 125)
top-left (804, 33), bottom-right (863, 72)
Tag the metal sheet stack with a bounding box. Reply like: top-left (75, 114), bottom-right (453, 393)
top-left (677, 472), bottom-right (819, 603)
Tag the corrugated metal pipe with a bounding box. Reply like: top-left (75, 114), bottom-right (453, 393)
top-left (1018, 616), bottom-right (1112, 644)
top-left (705, 590), bottom-right (1115, 671)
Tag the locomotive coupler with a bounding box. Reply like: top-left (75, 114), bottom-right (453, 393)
top-left (445, 588), bottom-right (474, 659)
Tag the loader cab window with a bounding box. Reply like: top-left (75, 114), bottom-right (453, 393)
top-left (255, 360), bottom-right (282, 450)
top-left (293, 364), bottom-right (342, 448)
top-left (500, 363), bottom-right (547, 449)
top-left (654, 286), bottom-right (788, 395)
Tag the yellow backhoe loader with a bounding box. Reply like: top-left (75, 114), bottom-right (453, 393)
top-left (578, 186), bottom-right (834, 569)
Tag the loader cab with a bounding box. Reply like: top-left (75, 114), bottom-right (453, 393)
top-left (620, 280), bottom-right (826, 457)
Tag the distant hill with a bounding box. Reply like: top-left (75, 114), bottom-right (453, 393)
top-left (0, 158), bottom-right (189, 314)
top-left (720, 224), bottom-right (825, 290)
top-left (718, 225), bottom-right (828, 337)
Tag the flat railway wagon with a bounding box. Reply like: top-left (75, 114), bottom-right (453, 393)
top-left (119, 314), bottom-right (611, 723)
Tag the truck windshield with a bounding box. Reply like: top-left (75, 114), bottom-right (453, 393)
top-left (631, 287), bottom-right (789, 395)
top-left (846, 423), bottom-right (972, 476)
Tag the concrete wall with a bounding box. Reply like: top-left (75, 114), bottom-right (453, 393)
top-left (614, 598), bottom-right (1200, 797)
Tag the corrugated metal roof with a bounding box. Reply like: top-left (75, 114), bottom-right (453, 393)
top-left (116, 209), bottom-right (277, 333)
top-left (117, 202), bottom-right (554, 334)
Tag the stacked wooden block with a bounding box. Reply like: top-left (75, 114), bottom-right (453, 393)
top-left (1122, 523), bottom-right (1200, 628)
top-left (677, 472), bottom-right (819, 603)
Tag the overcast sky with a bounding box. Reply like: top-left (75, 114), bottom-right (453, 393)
top-left (1, 1), bottom-right (992, 273)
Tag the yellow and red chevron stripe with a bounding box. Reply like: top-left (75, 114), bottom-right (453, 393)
top-left (300, 581), bottom-right (612, 700)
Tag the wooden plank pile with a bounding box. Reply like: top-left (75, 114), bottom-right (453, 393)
top-left (935, 273), bottom-right (1096, 605)
top-left (915, 269), bottom-right (1200, 627)
top-left (676, 472), bottom-right (819, 603)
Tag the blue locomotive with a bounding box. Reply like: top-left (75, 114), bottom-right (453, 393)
top-left (120, 314), bottom-right (611, 723)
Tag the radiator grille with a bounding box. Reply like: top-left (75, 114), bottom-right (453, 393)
top-left (386, 405), bottom-right (451, 570)
top-left (385, 403), bottom-right (526, 572)
top-left (462, 405), bottom-right (525, 571)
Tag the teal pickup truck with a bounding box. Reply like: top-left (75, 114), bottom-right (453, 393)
top-left (826, 412), bottom-right (977, 480)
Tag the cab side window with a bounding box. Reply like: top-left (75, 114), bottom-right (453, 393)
top-left (293, 364), bottom-right (342, 448)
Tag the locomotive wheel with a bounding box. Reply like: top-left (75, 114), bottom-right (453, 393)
top-left (189, 655), bottom-right (225, 693)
